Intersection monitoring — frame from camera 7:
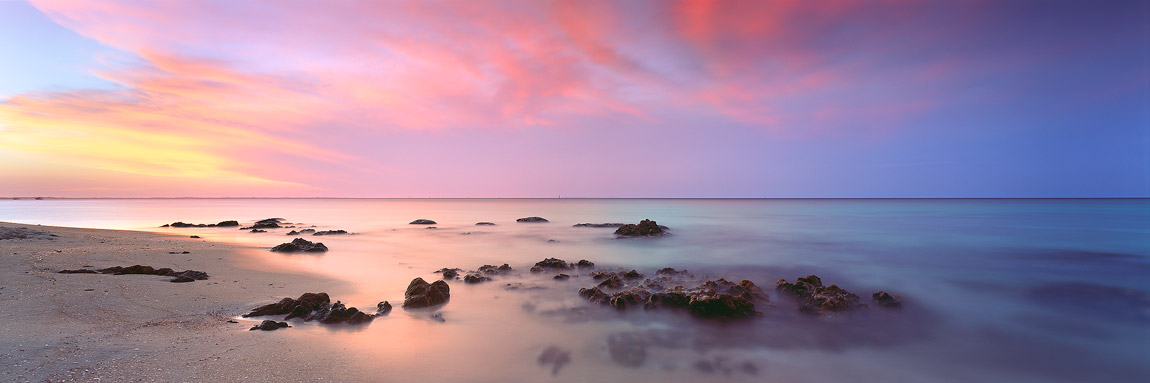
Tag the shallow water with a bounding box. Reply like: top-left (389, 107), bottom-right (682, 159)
top-left (2, 198), bottom-right (1148, 381)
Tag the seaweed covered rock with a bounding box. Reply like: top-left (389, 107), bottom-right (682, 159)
top-left (404, 277), bottom-right (451, 308)
top-left (270, 238), bottom-right (329, 253)
top-left (517, 217), bottom-right (549, 223)
top-left (409, 219), bottom-right (437, 225)
top-left (530, 258), bottom-right (571, 272)
top-left (578, 277), bottom-right (768, 320)
top-left (776, 275), bottom-right (866, 314)
top-left (614, 219), bottom-right (667, 237)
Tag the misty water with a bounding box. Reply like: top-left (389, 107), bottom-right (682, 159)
top-left (2, 198), bottom-right (1148, 382)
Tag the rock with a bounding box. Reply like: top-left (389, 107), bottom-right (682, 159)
top-left (243, 292), bottom-right (374, 325)
top-left (776, 275), bottom-right (866, 315)
top-left (409, 219), bottom-right (437, 225)
top-left (439, 268), bottom-right (461, 279)
top-left (575, 259), bottom-right (595, 269)
top-left (623, 270), bottom-right (644, 279)
top-left (597, 275), bottom-right (624, 289)
top-left (170, 270), bottom-right (209, 283)
top-left (614, 219), bottom-right (666, 237)
top-left (463, 274), bottom-right (491, 283)
top-left (255, 218), bottom-right (284, 225)
top-left (250, 229), bottom-right (266, 233)
top-left (216, 220), bottom-right (240, 227)
top-left (529, 258), bottom-right (570, 273)
top-left (316, 301), bottom-right (374, 324)
top-left (554, 274), bottom-right (571, 280)
top-left (547, 239), bottom-right (559, 243)
top-left (573, 223), bottom-right (626, 228)
top-left (477, 264), bottom-right (513, 275)
top-left (313, 230), bottom-right (349, 236)
top-left (249, 320), bottom-right (290, 331)
top-left (189, 235), bottom-right (200, 238)
top-left (578, 276), bottom-right (768, 320)
top-left (270, 238), bottom-right (329, 253)
top-left (403, 278), bottom-right (451, 308)
top-left (516, 217), bottom-right (549, 223)
top-left (245, 292), bottom-right (331, 318)
top-left (101, 265), bottom-right (155, 275)
top-left (376, 301), bottom-right (393, 316)
top-left (475, 222), bottom-right (496, 226)
top-left (58, 269), bottom-right (98, 274)
top-left (286, 230), bottom-right (299, 235)
top-left (607, 333), bottom-right (647, 367)
top-left (872, 291), bottom-right (903, 308)
top-left (538, 346), bottom-right (572, 375)
top-left (426, 226), bottom-right (438, 229)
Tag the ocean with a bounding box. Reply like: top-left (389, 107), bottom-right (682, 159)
top-left (2, 198), bottom-right (1147, 382)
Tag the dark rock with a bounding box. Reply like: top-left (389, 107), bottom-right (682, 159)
top-left (409, 219), bottom-right (437, 225)
top-left (426, 226), bottom-right (438, 229)
top-left (547, 239), bottom-right (560, 243)
top-left (776, 275), bottom-right (866, 315)
top-left (475, 222), bottom-right (495, 226)
top-left (245, 292), bottom-right (330, 318)
top-left (607, 333), bottom-right (647, 367)
top-left (623, 270), bottom-right (644, 279)
top-left (376, 301), bottom-right (393, 316)
top-left (189, 235), bottom-right (200, 238)
top-left (250, 229), bottom-right (266, 233)
top-left (270, 238), bottom-right (329, 253)
top-left (243, 292), bottom-right (374, 325)
top-left (614, 219), bottom-right (666, 237)
top-left (554, 274), bottom-right (571, 280)
top-left (477, 264), bottom-right (513, 275)
top-left (58, 269), bottom-right (97, 274)
top-left (255, 218), bottom-right (283, 225)
top-left (441, 269), bottom-right (460, 279)
top-left (872, 291), bottom-right (903, 308)
top-left (516, 217), bottom-right (549, 223)
top-left (286, 230), bottom-right (299, 235)
top-left (171, 270), bottom-right (209, 283)
top-left (573, 223), bottom-right (626, 228)
top-left (316, 301), bottom-right (374, 324)
top-left (403, 277), bottom-right (451, 308)
top-left (463, 274), bottom-right (491, 283)
top-left (249, 320), bottom-right (290, 331)
top-left (598, 275), bottom-right (624, 289)
top-left (216, 220), bottom-right (239, 227)
top-left (101, 265), bottom-right (155, 275)
top-left (529, 257), bottom-right (570, 273)
top-left (538, 346), bottom-right (572, 375)
top-left (313, 230), bottom-right (349, 236)
top-left (575, 259), bottom-right (595, 269)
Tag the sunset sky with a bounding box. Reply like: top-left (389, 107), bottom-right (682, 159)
top-left (1, 0), bottom-right (1146, 198)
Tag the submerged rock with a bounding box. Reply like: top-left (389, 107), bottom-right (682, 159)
top-left (249, 320), bottom-right (290, 331)
top-left (530, 257), bottom-right (571, 272)
top-left (270, 238), bottom-right (329, 253)
top-left (409, 219), bottom-right (437, 225)
top-left (776, 275), bottom-right (867, 315)
top-left (313, 230), bottom-right (349, 236)
top-left (285, 229), bottom-right (316, 236)
top-left (538, 346), bottom-right (572, 375)
top-left (516, 217), bottom-right (549, 223)
top-left (554, 274), bottom-right (571, 280)
top-left (573, 223), bottom-right (626, 228)
top-left (475, 222), bottom-right (496, 226)
top-left (404, 277), bottom-right (451, 308)
top-left (614, 219), bottom-right (667, 237)
top-left (250, 229), bottom-right (266, 233)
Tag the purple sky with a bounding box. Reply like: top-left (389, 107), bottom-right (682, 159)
top-left (0, 0), bottom-right (1147, 197)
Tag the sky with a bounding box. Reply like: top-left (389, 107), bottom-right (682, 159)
top-left (0, 0), bottom-right (1147, 198)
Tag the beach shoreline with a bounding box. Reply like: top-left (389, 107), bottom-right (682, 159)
top-left (0, 221), bottom-right (383, 382)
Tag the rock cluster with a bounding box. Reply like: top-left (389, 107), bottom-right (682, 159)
top-left (243, 292), bottom-right (385, 325)
top-left (403, 278), bottom-right (451, 308)
top-left (161, 220), bottom-right (239, 228)
top-left (578, 269), bottom-right (768, 319)
top-left (270, 238), bottom-right (329, 253)
top-left (775, 275), bottom-right (867, 314)
top-left (614, 219), bottom-right (667, 237)
top-left (59, 265), bottom-right (209, 283)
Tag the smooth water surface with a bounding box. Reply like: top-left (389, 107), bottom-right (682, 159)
top-left (2, 198), bottom-right (1148, 382)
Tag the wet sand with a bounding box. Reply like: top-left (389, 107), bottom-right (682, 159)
top-left (0, 222), bottom-right (383, 382)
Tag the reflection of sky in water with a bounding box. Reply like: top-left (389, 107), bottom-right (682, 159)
top-left (2, 198), bottom-right (1148, 381)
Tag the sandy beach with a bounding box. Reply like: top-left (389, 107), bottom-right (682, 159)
top-left (0, 222), bottom-right (383, 382)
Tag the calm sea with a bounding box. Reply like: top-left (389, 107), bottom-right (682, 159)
top-left (2, 198), bottom-right (1147, 382)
